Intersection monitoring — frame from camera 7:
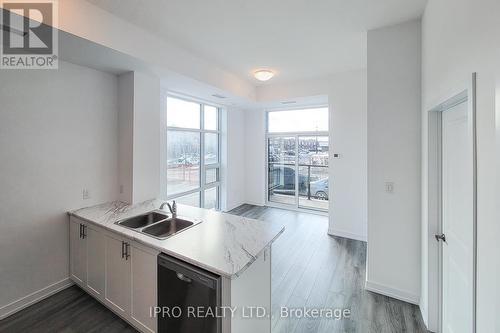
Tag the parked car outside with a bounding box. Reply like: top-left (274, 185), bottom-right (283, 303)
top-left (309, 178), bottom-right (329, 200)
top-left (269, 165), bottom-right (329, 200)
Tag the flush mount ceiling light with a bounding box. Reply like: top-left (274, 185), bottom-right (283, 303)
top-left (254, 69), bottom-right (275, 82)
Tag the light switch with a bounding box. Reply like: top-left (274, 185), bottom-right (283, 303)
top-left (385, 182), bottom-right (394, 193)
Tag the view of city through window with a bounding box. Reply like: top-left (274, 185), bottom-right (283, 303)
top-left (166, 97), bottom-right (220, 209)
top-left (267, 108), bottom-right (329, 211)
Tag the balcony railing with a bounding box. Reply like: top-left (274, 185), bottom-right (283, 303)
top-left (268, 162), bottom-right (328, 200)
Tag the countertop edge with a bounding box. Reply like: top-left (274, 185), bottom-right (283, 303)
top-left (68, 210), bottom-right (285, 280)
top-left (229, 225), bottom-right (285, 279)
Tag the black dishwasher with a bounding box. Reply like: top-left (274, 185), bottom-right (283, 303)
top-left (158, 253), bottom-right (222, 333)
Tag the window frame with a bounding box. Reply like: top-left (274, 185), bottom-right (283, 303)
top-left (265, 106), bottom-right (330, 214)
top-left (266, 106), bottom-right (329, 134)
top-left (166, 94), bottom-right (221, 210)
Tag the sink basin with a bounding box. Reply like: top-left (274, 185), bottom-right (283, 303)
top-left (141, 217), bottom-right (199, 239)
top-left (117, 211), bottom-right (168, 229)
top-left (115, 211), bottom-right (201, 240)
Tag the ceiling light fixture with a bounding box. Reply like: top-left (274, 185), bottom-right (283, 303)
top-left (254, 69), bottom-right (275, 82)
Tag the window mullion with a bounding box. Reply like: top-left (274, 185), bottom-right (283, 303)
top-left (295, 135), bottom-right (299, 208)
top-left (167, 188), bottom-right (201, 200)
top-left (200, 104), bottom-right (205, 208)
top-left (166, 96), bottom-right (221, 210)
top-left (217, 107), bottom-right (221, 209)
top-left (205, 164), bottom-right (220, 169)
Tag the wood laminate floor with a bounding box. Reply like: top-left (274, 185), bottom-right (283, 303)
top-left (0, 204), bottom-right (428, 333)
top-left (231, 204), bottom-right (428, 333)
top-left (0, 284), bottom-right (136, 333)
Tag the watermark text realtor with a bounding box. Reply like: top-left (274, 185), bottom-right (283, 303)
top-left (150, 306), bottom-right (351, 320)
top-left (1, 0), bottom-right (58, 69)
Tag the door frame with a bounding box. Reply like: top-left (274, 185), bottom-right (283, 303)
top-left (427, 73), bottom-right (477, 333)
top-left (264, 106), bottom-right (330, 215)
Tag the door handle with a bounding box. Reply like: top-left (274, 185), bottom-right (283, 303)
top-left (121, 242), bottom-right (130, 260)
top-left (82, 225), bottom-right (86, 239)
top-left (176, 273), bottom-right (192, 283)
top-left (435, 233), bottom-right (446, 242)
top-left (125, 243), bottom-right (130, 260)
top-left (79, 224), bottom-right (82, 239)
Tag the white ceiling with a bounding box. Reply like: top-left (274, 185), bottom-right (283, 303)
top-left (86, 0), bottom-right (427, 86)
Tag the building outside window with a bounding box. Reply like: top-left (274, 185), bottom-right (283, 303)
top-left (166, 96), bottom-right (221, 209)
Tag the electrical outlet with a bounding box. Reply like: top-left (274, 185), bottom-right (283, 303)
top-left (385, 182), bottom-right (394, 193)
top-left (82, 188), bottom-right (90, 200)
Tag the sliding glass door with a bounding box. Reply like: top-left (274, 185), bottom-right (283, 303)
top-left (266, 108), bottom-right (329, 212)
top-left (297, 136), bottom-right (329, 210)
top-left (268, 137), bottom-right (296, 206)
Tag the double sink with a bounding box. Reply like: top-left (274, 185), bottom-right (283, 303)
top-left (115, 211), bottom-right (201, 240)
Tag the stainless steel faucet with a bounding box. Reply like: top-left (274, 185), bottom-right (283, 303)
top-left (160, 200), bottom-right (177, 218)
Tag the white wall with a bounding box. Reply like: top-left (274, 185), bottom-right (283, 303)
top-left (117, 71), bottom-right (161, 204)
top-left (421, 0), bottom-right (500, 331)
top-left (328, 71), bottom-right (367, 241)
top-left (366, 20), bottom-right (422, 304)
top-left (496, 80), bottom-right (500, 333)
top-left (117, 72), bottom-right (134, 203)
top-left (132, 72), bottom-right (161, 203)
top-left (248, 69), bottom-right (368, 241)
top-left (0, 61), bottom-right (119, 318)
top-left (243, 109), bottom-right (267, 206)
top-left (223, 108), bottom-right (247, 211)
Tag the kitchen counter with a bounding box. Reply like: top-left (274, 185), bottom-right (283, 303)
top-left (68, 199), bottom-right (285, 279)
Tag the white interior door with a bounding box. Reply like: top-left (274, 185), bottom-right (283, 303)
top-left (441, 101), bottom-right (474, 333)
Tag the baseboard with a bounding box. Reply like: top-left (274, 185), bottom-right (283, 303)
top-left (244, 201), bottom-right (265, 207)
top-left (365, 280), bottom-right (419, 305)
top-left (0, 278), bottom-right (73, 320)
top-left (419, 303), bottom-right (431, 332)
top-left (328, 228), bottom-right (367, 242)
top-left (223, 200), bottom-right (247, 212)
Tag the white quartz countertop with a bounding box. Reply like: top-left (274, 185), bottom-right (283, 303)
top-left (68, 199), bottom-right (284, 279)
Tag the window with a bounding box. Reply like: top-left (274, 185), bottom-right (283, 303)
top-left (166, 96), bottom-right (220, 209)
top-left (267, 107), bottom-right (328, 133)
top-left (267, 107), bottom-right (329, 212)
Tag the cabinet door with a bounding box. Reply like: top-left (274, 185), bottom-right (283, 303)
top-left (70, 220), bottom-right (86, 285)
top-left (86, 225), bottom-right (105, 299)
top-left (105, 234), bottom-right (131, 315)
top-left (131, 245), bottom-right (158, 333)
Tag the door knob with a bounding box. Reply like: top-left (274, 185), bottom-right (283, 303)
top-left (435, 233), bottom-right (446, 242)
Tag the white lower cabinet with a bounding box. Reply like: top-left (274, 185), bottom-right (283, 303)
top-left (130, 244), bottom-right (158, 333)
top-left (70, 218), bottom-right (106, 299)
top-left (86, 225), bottom-right (105, 298)
top-left (69, 217), bottom-right (158, 333)
top-left (105, 233), bottom-right (132, 315)
top-left (70, 219), bottom-right (87, 285)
